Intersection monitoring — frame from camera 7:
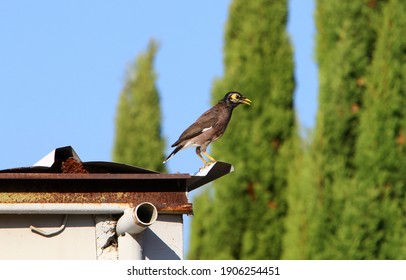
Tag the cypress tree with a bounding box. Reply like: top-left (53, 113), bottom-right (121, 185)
top-left (307, 1), bottom-right (382, 258)
top-left (188, 189), bottom-right (215, 259)
top-left (113, 40), bottom-right (166, 172)
top-left (190, 0), bottom-right (295, 259)
top-left (282, 133), bottom-right (318, 259)
top-left (352, 0), bottom-right (406, 259)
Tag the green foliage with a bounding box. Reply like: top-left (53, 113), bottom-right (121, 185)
top-left (187, 189), bottom-right (216, 260)
top-left (292, 0), bottom-right (406, 259)
top-left (302, 0), bottom-right (384, 259)
top-left (113, 39), bottom-right (166, 172)
top-left (353, 0), bottom-right (406, 259)
top-left (190, 0), bottom-right (406, 260)
top-left (313, 0), bottom-right (380, 179)
top-left (282, 132), bottom-right (319, 259)
top-left (189, 0), bottom-right (296, 259)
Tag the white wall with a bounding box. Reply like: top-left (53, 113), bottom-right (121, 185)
top-left (0, 214), bottom-right (96, 260)
top-left (0, 214), bottom-right (183, 260)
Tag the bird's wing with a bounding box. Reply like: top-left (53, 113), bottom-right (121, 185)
top-left (171, 110), bottom-right (219, 147)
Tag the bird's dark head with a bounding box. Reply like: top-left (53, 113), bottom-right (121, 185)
top-left (221, 92), bottom-right (252, 107)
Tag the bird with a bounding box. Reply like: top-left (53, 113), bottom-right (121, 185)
top-left (163, 91), bottom-right (251, 165)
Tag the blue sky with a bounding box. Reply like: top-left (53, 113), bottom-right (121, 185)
top-left (0, 0), bottom-right (316, 255)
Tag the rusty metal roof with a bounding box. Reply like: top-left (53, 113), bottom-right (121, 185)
top-left (0, 146), bottom-right (233, 215)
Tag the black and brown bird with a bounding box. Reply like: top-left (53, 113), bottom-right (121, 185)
top-left (163, 91), bottom-right (251, 164)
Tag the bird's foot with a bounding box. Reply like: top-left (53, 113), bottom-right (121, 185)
top-left (195, 161), bottom-right (217, 176)
top-left (205, 160), bottom-right (217, 167)
top-left (198, 161), bottom-right (216, 171)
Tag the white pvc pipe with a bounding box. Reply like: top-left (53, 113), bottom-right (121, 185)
top-left (116, 202), bottom-right (158, 260)
top-left (0, 203), bottom-right (128, 214)
top-left (116, 202), bottom-right (158, 236)
top-left (30, 215), bottom-right (68, 237)
top-left (118, 233), bottom-right (144, 260)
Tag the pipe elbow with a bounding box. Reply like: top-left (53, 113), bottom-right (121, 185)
top-left (116, 202), bottom-right (158, 236)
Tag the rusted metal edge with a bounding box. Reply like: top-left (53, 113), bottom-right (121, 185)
top-left (0, 161), bottom-right (232, 216)
top-left (0, 190), bottom-right (188, 204)
top-left (0, 173), bottom-right (194, 215)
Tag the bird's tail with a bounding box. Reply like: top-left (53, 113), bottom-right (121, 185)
top-left (163, 145), bottom-right (183, 163)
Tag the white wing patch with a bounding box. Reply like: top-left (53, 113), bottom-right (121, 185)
top-left (202, 126), bottom-right (212, 132)
top-left (183, 126), bottom-right (213, 149)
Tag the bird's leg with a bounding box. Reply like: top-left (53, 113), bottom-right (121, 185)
top-left (202, 151), bottom-right (216, 163)
top-left (195, 147), bottom-right (208, 164)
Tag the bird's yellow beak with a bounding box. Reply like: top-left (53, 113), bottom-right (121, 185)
top-left (240, 97), bottom-right (252, 105)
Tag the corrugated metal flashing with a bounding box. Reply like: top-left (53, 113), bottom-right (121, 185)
top-left (0, 146), bottom-right (233, 214)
